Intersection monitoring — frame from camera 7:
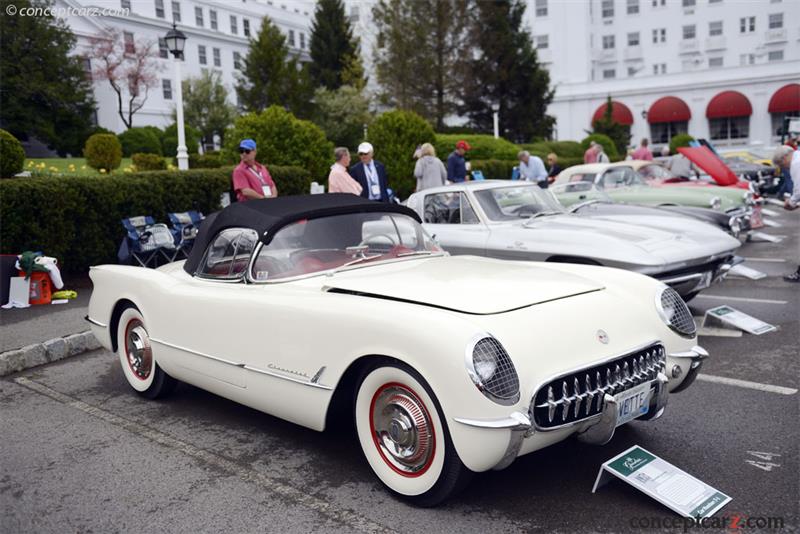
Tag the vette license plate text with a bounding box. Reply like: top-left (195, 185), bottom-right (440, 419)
top-left (614, 382), bottom-right (651, 426)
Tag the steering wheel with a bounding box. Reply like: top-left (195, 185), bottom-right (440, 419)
top-left (358, 234), bottom-right (397, 248)
top-left (509, 204), bottom-right (541, 218)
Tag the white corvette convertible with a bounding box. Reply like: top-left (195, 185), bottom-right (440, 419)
top-left (87, 194), bottom-right (707, 506)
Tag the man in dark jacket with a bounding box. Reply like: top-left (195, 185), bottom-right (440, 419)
top-left (350, 142), bottom-right (390, 202)
top-left (446, 140), bottom-right (470, 182)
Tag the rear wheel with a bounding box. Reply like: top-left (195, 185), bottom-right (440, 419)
top-left (116, 305), bottom-right (176, 399)
top-left (354, 360), bottom-right (471, 507)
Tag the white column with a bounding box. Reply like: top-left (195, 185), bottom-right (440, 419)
top-left (174, 57), bottom-right (189, 171)
top-left (493, 112), bottom-right (499, 139)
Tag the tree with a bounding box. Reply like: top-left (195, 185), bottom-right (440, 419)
top-left (0, 0), bottom-right (96, 156)
top-left (372, 0), bottom-right (470, 128)
top-left (459, 0), bottom-right (554, 142)
top-left (88, 28), bottom-right (161, 129)
top-left (309, 0), bottom-right (365, 90)
top-left (236, 17), bottom-right (312, 117)
top-left (591, 96), bottom-right (631, 156)
top-left (179, 70), bottom-right (237, 149)
top-left (313, 86), bottom-right (373, 149)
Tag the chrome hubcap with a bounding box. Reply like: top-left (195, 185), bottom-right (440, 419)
top-left (372, 385), bottom-right (434, 474)
top-left (125, 320), bottom-right (152, 380)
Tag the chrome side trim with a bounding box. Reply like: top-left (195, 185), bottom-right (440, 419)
top-left (85, 315), bottom-right (107, 328)
top-left (669, 345), bottom-right (708, 359)
top-left (151, 338), bottom-right (243, 367)
top-left (454, 411), bottom-right (531, 430)
top-left (243, 364), bottom-right (333, 390)
top-left (659, 273), bottom-right (703, 285)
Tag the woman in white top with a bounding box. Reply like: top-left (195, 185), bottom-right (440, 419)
top-left (414, 143), bottom-right (447, 192)
top-left (328, 147), bottom-right (363, 195)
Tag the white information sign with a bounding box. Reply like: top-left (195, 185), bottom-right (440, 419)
top-left (702, 305), bottom-right (776, 335)
top-left (593, 445), bottom-right (732, 519)
top-left (728, 264), bottom-right (767, 280)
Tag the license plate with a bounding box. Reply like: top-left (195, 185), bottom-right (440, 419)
top-left (696, 270), bottom-right (713, 290)
top-left (614, 382), bottom-right (651, 426)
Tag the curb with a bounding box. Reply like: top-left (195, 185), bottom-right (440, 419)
top-left (0, 331), bottom-right (101, 377)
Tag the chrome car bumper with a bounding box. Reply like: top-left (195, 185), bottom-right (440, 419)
top-left (659, 255), bottom-right (744, 296)
top-left (667, 345), bottom-right (708, 393)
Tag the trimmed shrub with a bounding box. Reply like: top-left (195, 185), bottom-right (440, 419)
top-left (435, 133), bottom-right (519, 161)
top-left (186, 152), bottom-right (223, 169)
top-left (669, 133), bottom-right (695, 155)
top-left (118, 127), bottom-right (163, 157)
top-left (131, 153), bottom-right (167, 171)
top-left (520, 140), bottom-right (583, 159)
top-left (223, 106), bottom-right (333, 182)
top-left (368, 110), bottom-right (436, 200)
top-left (161, 123), bottom-right (201, 157)
top-left (0, 129), bottom-right (25, 178)
top-left (580, 133), bottom-right (620, 161)
top-left (0, 165), bottom-right (312, 273)
top-left (83, 133), bottom-right (122, 171)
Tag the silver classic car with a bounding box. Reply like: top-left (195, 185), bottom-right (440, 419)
top-left (406, 181), bottom-right (742, 300)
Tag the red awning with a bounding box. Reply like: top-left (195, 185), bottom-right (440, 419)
top-left (677, 147), bottom-right (738, 186)
top-left (592, 101), bottom-right (634, 125)
top-left (647, 97), bottom-right (691, 123)
top-left (768, 84), bottom-right (800, 113)
top-left (706, 91), bottom-right (752, 118)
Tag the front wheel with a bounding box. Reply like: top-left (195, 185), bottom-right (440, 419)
top-left (116, 305), bottom-right (177, 399)
top-left (354, 360), bottom-right (471, 507)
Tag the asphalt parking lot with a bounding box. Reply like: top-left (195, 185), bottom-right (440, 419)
top-left (1, 208), bottom-right (797, 533)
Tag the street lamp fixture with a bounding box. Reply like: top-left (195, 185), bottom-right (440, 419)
top-left (641, 110), bottom-right (648, 120)
top-left (164, 23), bottom-right (189, 170)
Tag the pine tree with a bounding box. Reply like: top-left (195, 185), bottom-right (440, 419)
top-left (236, 17), bottom-right (312, 116)
top-left (459, 0), bottom-right (554, 141)
top-left (309, 0), bottom-right (364, 90)
top-left (180, 70), bottom-right (237, 147)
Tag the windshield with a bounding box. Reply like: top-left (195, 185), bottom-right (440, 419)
top-left (474, 185), bottom-right (565, 221)
top-left (250, 212), bottom-right (442, 281)
top-left (636, 164), bottom-right (675, 181)
top-left (550, 182), bottom-right (613, 207)
top-left (601, 167), bottom-right (645, 188)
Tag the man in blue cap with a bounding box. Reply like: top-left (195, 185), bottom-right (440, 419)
top-left (232, 138), bottom-right (278, 202)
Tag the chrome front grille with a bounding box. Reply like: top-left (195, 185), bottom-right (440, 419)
top-left (532, 344), bottom-right (665, 429)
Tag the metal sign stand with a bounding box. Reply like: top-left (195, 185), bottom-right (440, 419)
top-left (702, 305), bottom-right (777, 335)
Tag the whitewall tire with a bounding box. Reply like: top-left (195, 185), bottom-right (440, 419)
top-left (116, 305), bottom-right (176, 399)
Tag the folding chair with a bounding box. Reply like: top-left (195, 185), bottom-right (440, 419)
top-left (121, 216), bottom-right (177, 267)
top-left (511, 166), bottom-right (520, 180)
top-left (167, 211), bottom-right (205, 260)
top-left (471, 170), bottom-right (486, 181)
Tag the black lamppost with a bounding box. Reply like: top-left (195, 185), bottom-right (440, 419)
top-left (164, 23), bottom-right (188, 170)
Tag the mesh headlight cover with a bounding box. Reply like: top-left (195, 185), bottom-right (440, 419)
top-left (658, 287), bottom-right (697, 337)
top-left (469, 337), bottom-right (520, 405)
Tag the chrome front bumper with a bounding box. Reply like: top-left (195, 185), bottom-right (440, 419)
top-left (659, 256), bottom-right (744, 296)
top-left (667, 345), bottom-right (708, 393)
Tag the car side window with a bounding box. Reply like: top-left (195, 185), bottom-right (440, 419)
top-left (599, 168), bottom-right (629, 189)
top-left (423, 192), bottom-right (478, 224)
top-left (197, 228), bottom-right (259, 280)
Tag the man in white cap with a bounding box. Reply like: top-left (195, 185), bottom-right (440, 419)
top-left (349, 141), bottom-right (390, 202)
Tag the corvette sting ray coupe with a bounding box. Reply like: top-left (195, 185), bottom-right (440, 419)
top-left (87, 195), bottom-right (707, 506)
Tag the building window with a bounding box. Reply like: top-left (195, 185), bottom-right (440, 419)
top-left (627, 32), bottom-right (640, 46)
top-left (195, 7), bottom-right (203, 26)
top-left (709, 0), bottom-right (722, 3)
top-left (683, 25), bottom-right (695, 40)
top-left (602, 69), bottom-right (616, 79)
top-left (171, 1), bottom-right (181, 22)
top-left (288, 29), bottom-right (295, 47)
top-left (123, 31), bottom-right (135, 54)
top-left (709, 56), bottom-right (723, 68)
top-left (155, 0), bottom-right (164, 18)
top-left (162, 79), bottom-right (172, 99)
top-left (158, 37), bottom-right (169, 58)
top-left (230, 15), bottom-right (238, 34)
top-left (535, 0), bottom-right (547, 16)
top-left (652, 28), bottom-right (666, 43)
top-left (601, 0), bottom-right (614, 18)
top-left (602, 35), bottom-right (615, 49)
top-left (210, 10), bottom-right (218, 30)
top-left (768, 50), bottom-right (784, 61)
top-left (739, 53), bottom-right (755, 65)
top-left (627, 0), bottom-right (639, 14)
top-left (739, 17), bottom-right (755, 33)
top-left (211, 47), bottom-right (221, 67)
top-left (300, 32), bottom-right (305, 49)
top-left (349, 6), bottom-right (360, 22)
top-left (198, 45), bottom-right (207, 65)
top-left (651, 0), bottom-right (665, 5)
top-left (627, 66), bottom-right (638, 76)
top-left (121, 0), bottom-right (131, 9)
top-left (709, 117), bottom-right (748, 140)
top-left (243, 19), bottom-right (251, 37)
top-left (768, 13), bottom-right (783, 29)
top-left (650, 122), bottom-right (687, 144)
top-left (652, 63), bottom-right (666, 74)
top-left (535, 35), bottom-right (549, 49)
top-left (82, 57), bottom-right (92, 81)
top-left (233, 51), bottom-right (242, 70)
top-left (682, 0), bottom-right (696, 6)
top-left (709, 21), bottom-right (723, 36)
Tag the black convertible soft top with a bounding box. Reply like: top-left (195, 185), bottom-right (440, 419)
top-left (183, 194), bottom-right (421, 274)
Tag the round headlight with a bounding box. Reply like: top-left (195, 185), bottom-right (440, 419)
top-left (709, 196), bottom-right (721, 210)
top-left (655, 286), bottom-right (696, 338)
top-left (466, 336), bottom-right (520, 405)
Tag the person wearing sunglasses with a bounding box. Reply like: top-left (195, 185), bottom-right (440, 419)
top-left (232, 138), bottom-right (278, 202)
top-left (349, 142), bottom-right (390, 202)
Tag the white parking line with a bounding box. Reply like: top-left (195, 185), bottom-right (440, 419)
top-left (695, 294), bottom-right (787, 305)
top-left (697, 374), bottom-right (798, 395)
top-left (742, 257), bottom-right (786, 263)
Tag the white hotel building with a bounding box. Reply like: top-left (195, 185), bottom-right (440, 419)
top-left (527, 0), bottom-right (800, 150)
top-left (58, 0), bottom-right (315, 132)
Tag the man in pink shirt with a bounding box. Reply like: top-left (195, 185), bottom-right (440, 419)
top-left (631, 138), bottom-right (654, 161)
top-left (328, 147), bottom-right (363, 195)
top-left (583, 141), bottom-right (599, 163)
top-left (231, 138), bottom-right (278, 202)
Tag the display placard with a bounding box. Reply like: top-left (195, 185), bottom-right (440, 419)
top-left (728, 264), bottom-right (766, 280)
top-left (702, 305), bottom-right (776, 335)
top-left (593, 445), bottom-right (731, 519)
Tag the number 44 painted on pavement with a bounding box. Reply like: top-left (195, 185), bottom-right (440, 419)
top-left (746, 451), bottom-right (781, 471)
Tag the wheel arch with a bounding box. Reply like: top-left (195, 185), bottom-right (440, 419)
top-left (109, 298), bottom-right (139, 352)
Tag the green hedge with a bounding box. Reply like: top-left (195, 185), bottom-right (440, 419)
top-left (520, 140), bottom-right (584, 158)
top-left (131, 153), bottom-right (167, 171)
top-left (471, 157), bottom-right (583, 181)
top-left (435, 134), bottom-right (520, 161)
top-left (0, 165), bottom-right (311, 273)
top-left (669, 133), bottom-right (695, 155)
top-left (0, 129), bottom-right (25, 178)
top-left (580, 133), bottom-right (620, 161)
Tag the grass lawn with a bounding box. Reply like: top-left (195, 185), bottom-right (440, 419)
top-left (24, 157), bottom-right (135, 176)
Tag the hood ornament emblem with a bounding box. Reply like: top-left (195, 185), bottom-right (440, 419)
top-left (597, 330), bottom-right (609, 344)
